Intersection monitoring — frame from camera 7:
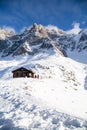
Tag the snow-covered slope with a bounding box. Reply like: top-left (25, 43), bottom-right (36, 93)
top-left (0, 51), bottom-right (87, 129)
top-left (0, 24), bottom-right (87, 129)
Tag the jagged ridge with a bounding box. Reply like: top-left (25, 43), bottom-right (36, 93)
top-left (0, 23), bottom-right (87, 57)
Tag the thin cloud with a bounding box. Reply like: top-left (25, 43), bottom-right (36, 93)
top-left (82, 21), bottom-right (86, 25)
top-left (66, 22), bottom-right (81, 34)
top-left (3, 26), bottom-right (16, 33)
top-left (72, 22), bottom-right (80, 28)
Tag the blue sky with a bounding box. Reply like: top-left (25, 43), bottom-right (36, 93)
top-left (0, 0), bottom-right (87, 32)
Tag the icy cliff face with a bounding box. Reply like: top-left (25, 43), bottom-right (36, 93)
top-left (0, 28), bottom-right (15, 52)
top-left (74, 29), bottom-right (87, 52)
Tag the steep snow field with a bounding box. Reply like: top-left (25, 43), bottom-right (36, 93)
top-left (0, 52), bottom-right (87, 129)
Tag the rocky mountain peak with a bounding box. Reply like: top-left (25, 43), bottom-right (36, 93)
top-left (31, 23), bottom-right (38, 32)
top-left (29, 23), bottom-right (48, 38)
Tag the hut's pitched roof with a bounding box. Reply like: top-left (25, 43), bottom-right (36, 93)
top-left (12, 67), bottom-right (34, 74)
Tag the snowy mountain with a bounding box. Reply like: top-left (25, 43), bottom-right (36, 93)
top-left (0, 24), bottom-right (87, 130)
top-left (0, 23), bottom-right (87, 58)
top-left (0, 23), bottom-right (66, 57)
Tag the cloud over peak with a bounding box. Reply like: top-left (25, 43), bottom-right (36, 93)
top-left (3, 26), bottom-right (16, 33)
top-left (66, 22), bottom-right (81, 35)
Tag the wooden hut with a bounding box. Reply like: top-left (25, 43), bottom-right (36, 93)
top-left (12, 67), bottom-right (35, 78)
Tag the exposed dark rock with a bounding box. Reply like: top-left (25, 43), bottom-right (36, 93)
top-left (0, 40), bottom-right (8, 51)
top-left (0, 24), bottom-right (87, 57)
